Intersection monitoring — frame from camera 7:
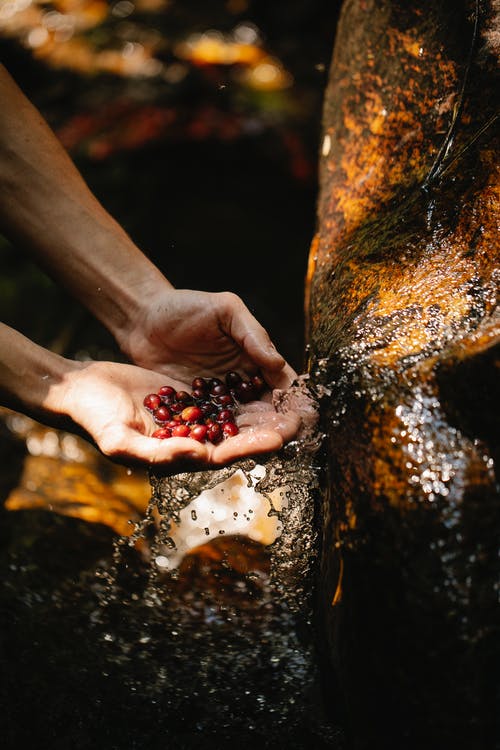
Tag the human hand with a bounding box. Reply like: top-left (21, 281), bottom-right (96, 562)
top-left (121, 288), bottom-right (297, 392)
top-left (59, 360), bottom-right (300, 468)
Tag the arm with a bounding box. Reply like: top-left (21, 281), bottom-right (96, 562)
top-left (0, 64), bottom-right (294, 389)
top-left (0, 322), bottom-right (299, 466)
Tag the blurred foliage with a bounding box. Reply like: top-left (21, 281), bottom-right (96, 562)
top-left (0, 0), bottom-right (341, 369)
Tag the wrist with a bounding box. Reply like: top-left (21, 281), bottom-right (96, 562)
top-left (114, 276), bottom-right (176, 362)
top-left (0, 323), bottom-right (83, 426)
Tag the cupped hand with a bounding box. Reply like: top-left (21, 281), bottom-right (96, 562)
top-left (122, 288), bottom-right (297, 392)
top-left (60, 360), bottom-right (300, 468)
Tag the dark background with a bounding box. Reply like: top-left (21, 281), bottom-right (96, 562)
top-left (0, 0), bottom-right (342, 372)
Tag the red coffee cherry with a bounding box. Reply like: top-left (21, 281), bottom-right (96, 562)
top-left (152, 427), bottom-right (172, 439)
top-left (192, 388), bottom-right (207, 401)
top-left (192, 377), bottom-right (208, 392)
top-left (208, 377), bottom-right (223, 389)
top-left (222, 422), bottom-right (239, 438)
top-left (144, 393), bottom-right (162, 411)
top-left (153, 405), bottom-right (172, 422)
top-left (190, 424), bottom-right (208, 442)
top-left (175, 390), bottom-right (192, 404)
top-left (210, 383), bottom-right (228, 397)
top-left (181, 405), bottom-right (203, 423)
top-left (251, 374), bottom-right (266, 394)
top-left (225, 371), bottom-right (242, 388)
top-left (234, 381), bottom-right (256, 403)
top-left (214, 394), bottom-right (234, 407)
top-left (158, 385), bottom-right (176, 399)
top-left (217, 408), bottom-right (235, 423)
top-left (171, 424), bottom-right (191, 438)
top-left (143, 370), bottom-right (264, 443)
top-left (207, 423), bottom-right (223, 444)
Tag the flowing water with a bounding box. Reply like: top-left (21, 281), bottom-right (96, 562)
top-left (0, 378), bottom-right (343, 749)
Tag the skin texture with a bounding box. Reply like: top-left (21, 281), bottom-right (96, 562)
top-left (0, 65), bottom-right (299, 468)
top-left (306, 1), bottom-right (499, 747)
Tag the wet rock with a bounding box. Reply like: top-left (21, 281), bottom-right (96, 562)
top-left (307, 1), bottom-right (499, 748)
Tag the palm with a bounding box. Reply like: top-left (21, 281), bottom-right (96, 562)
top-left (64, 360), bottom-right (299, 468)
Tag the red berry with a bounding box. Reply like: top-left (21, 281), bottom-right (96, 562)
top-left (190, 424), bottom-right (208, 442)
top-left (222, 422), bottom-right (239, 438)
top-left (181, 405), bottom-right (203, 423)
top-left (152, 427), bottom-right (172, 439)
top-left (153, 405), bottom-right (172, 422)
top-left (214, 394), bottom-right (234, 407)
top-left (207, 423), bottom-right (223, 444)
top-left (208, 377), bottom-right (223, 389)
top-left (170, 402), bottom-right (184, 413)
top-left (210, 383), bottom-right (228, 397)
top-left (217, 408), bottom-right (235, 423)
top-left (158, 385), bottom-right (176, 399)
top-left (166, 420), bottom-right (179, 429)
top-left (143, 393), bottom-right (162, 411)
top-left (192, 388), bottom-right (207, 401)
top-left (235, 381), bottom-right (256, 403)
top-left (251, 374), bottom-right (266, 394)
top-left (225, 371), bottom-right (242, 387)
top-left (171, 424), bottom-right (191, 438)
top-left (192, 377), bottom-right (208, 392)
top-left (175, 390), bottom-right (192, 404)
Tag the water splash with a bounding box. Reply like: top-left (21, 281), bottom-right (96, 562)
top-left (86, 376), bottom-right (339, 746)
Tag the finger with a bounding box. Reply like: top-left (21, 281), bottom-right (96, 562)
top-left (102, 428), bottom-right (209, 465)
top-left (237, 409), bottom-right (301, 439)
top-left (261, 362), bottom-right (298, 391)
top-left (210, 428), bottom-right (284, 464)
top-left (221, 295), bottom-right (287, 371)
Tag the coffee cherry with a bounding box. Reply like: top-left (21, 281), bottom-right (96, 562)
top-left (217, 408), bottom-right (235, 423)
top-left (191, 377), bottom-right (208, 392)
top-left (208, 377), bottom-right (223, 389)
top-left (171, 424), bottom-right (191, 438)
top-left (144, 393), bottom-right (162, 411)
top-left (234, 381), bottom-right (256, 403)
top-left (192, 388), bottom-right (208, 401)
top-left (175, 390), bottom-right (192, 404)
top-left (158, 385), bottom-right (176, 399)
top-left (152, 427), bottom-right (172, 439)
top-left (207, 423), bottom-right (223, 444)
top-left (222, 422), bottom-right (239, 438)
top-left (142, 369), bottom-right (265, 444)
top-left (181, 405), bottom-right (203, 423)
top-left (251, 374), bottom-right (266, 394)
top-left (153, 405), bottom-right (172, 422)
top-left (190, 424), bottom-right (208, 442)
top-left (210, 383), bottom-right (228, 397)
top-left (225, 371), bottom-right (242, 388)
top-left (215, 394), bottom-right (235, 407)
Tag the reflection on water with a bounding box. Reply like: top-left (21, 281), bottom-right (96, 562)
top-left (150, 465), bottom-right (287, 571)
top-left (3, 409), bottom-right (150, 535)
top-left (0, 386), bottom-right (342, 749)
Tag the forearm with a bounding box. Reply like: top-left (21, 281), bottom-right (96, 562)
top-left (0, 65), bottom-right (172, 346)
top-left (0, 321), bottom-right (78, 426)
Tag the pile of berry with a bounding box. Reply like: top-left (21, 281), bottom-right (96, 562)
top-left (143, 371), bottom-right (267, 444)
